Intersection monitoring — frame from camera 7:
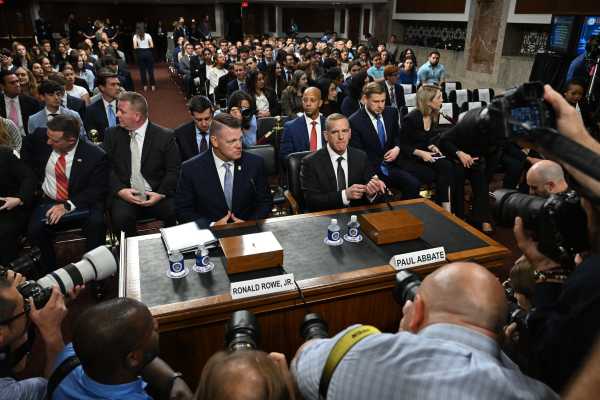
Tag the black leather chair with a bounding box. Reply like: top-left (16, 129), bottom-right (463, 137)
top-left (245, 144), bottom-right (286, 206)
top-left (284, 151), bottom-right (311, 214)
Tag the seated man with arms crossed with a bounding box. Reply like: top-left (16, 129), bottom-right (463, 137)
top-left (292, 262), bottom-right (558, 400)
top-left (175, 112), bottom-right (272, 227)
top-left (300, 113), bottom-right (387, 211)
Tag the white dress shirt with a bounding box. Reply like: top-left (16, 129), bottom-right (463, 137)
top-left (45, 107), bottom-right (62, 121)
top-left (42, 140), bottom-right (79, 211)
top-left (4, 95), bottom-right (24, 135)
top-left (212, 149), bottom-right (235, 194)
top-left (326, 144), bottom-right (350, 205)
top-left (130, 118), bottom-right (152, 191)
top-left (304, 114), bottom-right (323, 151)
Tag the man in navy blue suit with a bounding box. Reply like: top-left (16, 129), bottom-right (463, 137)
top-left (175, 112), bottom-right (272, 227)
top-left (174, 95), bottom-right (213, 162)
top-left (349, 82), bottom-right (420, 199)
top-left (383, 65), bottom-right (406, 112)
top-left (21, 115), bottom-right (108, 273)
top-left (280, 87), bottom-right (327, 162)
top-left (226, 62), bottom-right (247, 99)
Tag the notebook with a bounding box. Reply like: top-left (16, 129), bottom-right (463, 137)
top-left (160, 221), bottom-right (218, 255)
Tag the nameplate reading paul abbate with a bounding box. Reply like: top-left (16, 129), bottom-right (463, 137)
top-left (389, 247), bottom-right (446, 270)
top-left (230, 273), bottom-right (295, 300)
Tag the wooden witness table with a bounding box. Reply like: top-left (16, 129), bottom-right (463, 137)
top-left (119, 199), bottom-right (509, 389)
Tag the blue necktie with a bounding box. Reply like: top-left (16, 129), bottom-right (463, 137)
top-left (223, 162), bottom-right (233, 210)
top-left (107, 104), bottom-right (117, 127)
top-left (376, 114), bottom-right (389, 176)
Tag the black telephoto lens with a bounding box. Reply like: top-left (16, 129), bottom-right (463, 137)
top-left (8, 248), bottom-right (42, 278)
top-left (393, 271), bottom-right (421, 305)
top-left (225, 310), bottom-right (260, 352)
top-left (492, 189), bottom-right (546, 228)
top-left (300, 313), bottom-right (329, 341)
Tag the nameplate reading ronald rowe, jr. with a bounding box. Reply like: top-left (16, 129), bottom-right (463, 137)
top-left (230, 273), bottom-right (295, 300)
top-left (389, 247), bottom-right (446, 270)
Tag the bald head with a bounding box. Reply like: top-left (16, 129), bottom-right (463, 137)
top-left (526, 160), bottom-right (568, 197)
top-left (416, 262), bottom-right (507, 336)
top-left (303, 86), bottom-right (321, 100)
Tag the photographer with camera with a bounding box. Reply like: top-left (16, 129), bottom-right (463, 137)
top-left (510, 84), bottom-right (600, 392)
top-left (525, 159), bottom-right (568, 197)
top-left (50, 297), bottom-right (192, 400)
top-left (0, 269), bottom-right (67, 400)
top-left (291, 262), bottom-right (557, 400)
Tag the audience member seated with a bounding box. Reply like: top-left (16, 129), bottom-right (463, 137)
top-left (400, 85), bottom-right (454, 210)
top-left (398, 57), bottom-right (418, 86)
top-left (439, 109), bottom-right (493, 232)
top-left (102, 55), bottom-right (134, 91)
top-left (525, 159), bottom-right (568, 197)
top-left (46, 73), bottom-right (86, 121)
top-left (178, 42), bottom-right (194, 97)
top-left (0, 144), bottom-right (35, 265)
top-left (417, 51), bottom-right (446, 86)
top-left (84, 71), bottom-right (121, 142)
top-left (383, 65), bottom-right (406, 111)
top-left (264, 62), bottom-right (285, 100)
top-left (349, 82), bottom-right (420, 199)
top-left (280, 70), bottom-right (307, 117)
top-left (14, 66), bottom-right (38, 100)
top-left (195, 350), bottom-right (293, 400)
top-left (280, 87), bottom-right (326, 162)
top-left (340, 70), bottom-right (370, 118)
top-left (0, 273), bottom-right (68, 400)
top-left (175, 112), bottom-right (272, 227)
top-left (0, 117), bottom-right (22, 152)
top-left (292, 262), bottom-right (558, 400)
top-left (366, 53), bottom-right (384, 82)
top-left (0, 70), bottom-right (42, 136)
top-left (175, 95), bottom-right (214, 162)
top-left (300, 113), bottom-right (386, 211)
top-left (51, 297), bottom-right (193, 400)
top-left (227, 90), bottom-right (258, 148)
top-left (28, 80), bottom-right (86, 138)
top-left (22, 115), bottom-right (107, 273)
top-left (61, 65), bottom-right (90, 105)
top-left (102, 91), bottom-right (180, 236)
top-left (227, 61), bottom-right (247, 99)
top-left (315, 78), bottom-right (340, 117)
top-left (246, 69), bottom-right (280, 117)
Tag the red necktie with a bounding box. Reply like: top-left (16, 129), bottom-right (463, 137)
top-left (310, 121), bottom-right (317, 151)
top-left (55, 154), bottom-right (69, 201)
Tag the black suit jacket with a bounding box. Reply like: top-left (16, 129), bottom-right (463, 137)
top-left (84, 99), bottom-right (112, 142)
top-left (348, 107), bottom-right (401, 174)
top-left (66, 94), bottom-right (86, 120)
top-left (0, 93), bottom-right (42, 134)
top-left (227, 79), bottom-right (242, 99)
top-left (21, 129), bottom-right (108, 209)
top-left (175, 151), bottom-right (272, 226)
top-left (174, 121), bottom-right (211, 162)
top-left (384, 82), bottom-right (406, 110)
top-left (300, 147), bottom-right (375, 211)
top-left (0, 146), bottom-right (36, 207)
top-left (101, 122), bottom-right (181, 200)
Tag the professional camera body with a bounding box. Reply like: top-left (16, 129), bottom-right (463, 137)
top-left (0, 246), bottom-right (117, 310)
top-left (493, 189), bottom-right (589, 264)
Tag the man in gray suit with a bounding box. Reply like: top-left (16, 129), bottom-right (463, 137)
top-left (28, 80), bottom-right (86, 138)
top-left (178, 42), bottom-right (194, 97)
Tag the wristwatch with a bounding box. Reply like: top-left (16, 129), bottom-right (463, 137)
top-left (167, 372), bottom-right (184, 392)
top-left (63, 201), bottom-right (72, 211)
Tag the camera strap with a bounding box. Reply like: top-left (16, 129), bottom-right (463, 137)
top-left (318, 325), bottom-right (380, 399)
top-left (46, 355), bottom-right (80, 400)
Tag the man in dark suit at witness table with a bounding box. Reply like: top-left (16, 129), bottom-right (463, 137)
top-left (175, 112), bottom-right (272, 228)
top-left (84, 71), bottom-right (121, 142)
top-left (174, 95), bottom-right (213, 162)
top-left (102, 91), bottom-right (180, 236)
top-left (301, 113), bottom-right (387, 212)
top-left (21, 115), bottom-right (108, 273)
top-left (349, 82), bottom-right (420, 199)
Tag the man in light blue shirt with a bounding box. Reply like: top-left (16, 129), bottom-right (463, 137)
top-left (417, 51), bottom-right (446, 85)
top-left (367, 54), bottom-right (385, 82)
top-left (292, 262), bottom-right (558, 400)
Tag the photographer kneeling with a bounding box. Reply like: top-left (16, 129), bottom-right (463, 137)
top-left (511, 84), bottom-right (600, 393)
top-left (50, 298), bottom-right (192, 400)
top-left (291, 262), bottom-right (557, 400)
top-left (0, 270), bottom-right (67, 400)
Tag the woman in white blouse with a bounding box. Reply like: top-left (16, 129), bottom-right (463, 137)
top-left (62, 65), bottom-right (91, 105)
top-left (133, 28), bottom-right (156, 91)
top-left (207, 53), bottom-right (227, 100)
